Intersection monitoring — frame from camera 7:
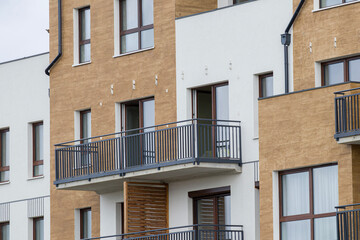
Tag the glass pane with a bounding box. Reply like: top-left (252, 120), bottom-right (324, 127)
top-left (35, 219), bottom-right (44, 240)
top-left (82, 112), bottom-right (91, 142)
top-left (1, 132), bottom-right (9, 167)
top-left (281, 220), bottom-right (311, 240)
top-left (143, 100), bottom-right (155, 130)
top-left (121, 0), bottom-right (138, 30)
top-left (324, 62), bottom-right (344, 85)
top-left (141, 29), bottom-right (154, 49)
top-left (1, 224), bottom-right (9, 240)
top-left (313, 165), bottom-right (338, 214)
top-left (197, 198), bottom-right (215, 225)
top-left (83, 210), bottom-right (91, 238)
top-left (80, 43), bottom-right (91, 63)
top-left (349, 58), bottom-right (360, 82)
top-left (217, 195), bottom-right (231, 225)
top-left (216, 85), bottom-right (229, 120)
top-left (142, 100), bottom-right (155, 164)
top-left (35, 124), bottom-right (43, 161)
top-left (282, 172), bottom-right (310, 216)
top-left (314, 216), bottom-right (337, 240)
top-left (121, 33), bottom-right (139, 53)
top-left (320, 0), bottom-right (342, 7)
top-left (80, 8), bottom-right (90, 40)
top-left (34, 165), bottom-right (43, 176)
top-left (142, 0), bottom-right (153, 26)
top-left (0, 171), bottom-right (9, 182)
top-left (261, 75), bottom-right (273, 97)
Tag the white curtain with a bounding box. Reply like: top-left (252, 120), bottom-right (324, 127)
top-left (282, 220), bottom-right (311, 240)
top-left (314, 216), bottom-right (337, 240)
top-left (282, 172), bottom-right (309, 216)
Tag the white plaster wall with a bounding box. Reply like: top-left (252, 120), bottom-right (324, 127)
top-left (100, 191), bottom-right (124, 237)
top-left (0, 53), bottom-right (50, 239)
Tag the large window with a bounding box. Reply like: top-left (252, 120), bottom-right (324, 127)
top-left (0, 222), bottom-right (9, 240)
top-left (259, 73), bottom-right (273, 98)
top-left (322, 56), bottom-right (360, 86)
top-left (120, 0), bottom-right (154, 54)
top-left (80, 208), bottom-right (91, 239)
top-left (33, 217), bottom-right (44, 240)
top-left (33, 122), bottom-right (43, 177)
top-left (79, 7), bottom-right (91, 63)
top-left (320, 0), bottom-right (356, 8)
top-left (279, 165), bottom-right (338, 240)
top-left (0, 129), bottom-right (9, 183)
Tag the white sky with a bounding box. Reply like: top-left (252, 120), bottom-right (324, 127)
top-left (0, 0), bottom-right (49, 63)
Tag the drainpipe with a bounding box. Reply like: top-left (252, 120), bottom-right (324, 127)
top-left (45, 0), bottom-right (62, 76)
top-left (281, 0), bottom-right (305, 93)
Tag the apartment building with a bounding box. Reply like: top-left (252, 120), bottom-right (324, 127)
top-left (48, 0), bottom-right (293, 240)
top-left (0, 53), bottom-right (50, 240)
top-left (259, 0), bottom-right (360, 239)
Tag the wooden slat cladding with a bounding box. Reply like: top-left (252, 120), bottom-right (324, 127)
top-left (124, 182), bottom-right (168, 234)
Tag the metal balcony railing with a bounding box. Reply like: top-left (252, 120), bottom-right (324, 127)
top-left (336, 203), bottom-right (360, 240)
top-left (334, 88), bottom-right (360, 139)
top-left (54, 119), bottom-right (241, 185)
top-left (82, 225), bottom-right (244, 240)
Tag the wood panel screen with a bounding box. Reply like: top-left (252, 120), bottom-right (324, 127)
top-left (124, 182), bottom-right (168, 234)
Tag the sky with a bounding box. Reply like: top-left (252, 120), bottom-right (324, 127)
top-left (0, 0), bottom-right (49, 63)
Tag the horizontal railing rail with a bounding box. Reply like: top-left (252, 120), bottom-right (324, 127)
top-left (336, 204), bottom-right (360, 240)
top-left (334, 89), bottom-right (360, 139)
top-left (54, 119), bottom-right (241, 184)
top-left (82, 224), bottom-right (244, 240)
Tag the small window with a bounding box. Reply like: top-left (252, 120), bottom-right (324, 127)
top-left (33, 217), bottom-right (44, 240)
top-left (80, 208), bottom-right (91, 239)
top-left (320, 0), bottom-right (355, 8)
top-left (33, 122), bottom-right (44, 177)
top-left (80, 110), bottom-right (91, 142)
top-left (259, 73), bottom-right (273, 98)
top-left (79, 7), bottom-right (91, 63)
top-left (0, 128), bottom-right (10, 182)
top-left (120, 0), bottom-right (154, 54)
top-left (322, 56), bottom-right (360, 86)
top-left (0, 222), bottom-right (9, 240)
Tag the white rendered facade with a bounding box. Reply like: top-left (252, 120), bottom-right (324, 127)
top-left (0, 53), bottom-right (50, 240)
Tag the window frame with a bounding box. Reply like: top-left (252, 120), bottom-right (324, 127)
top-left (32, 122), bottom-right (43, 177)
top-left (0, 128), bottom-right (10, 183)
top-left (33, 217), bottom-right (44, 240)
top-left (259, 73), bottom-right (273, 98)
top-left (79, 6), bottom-right (91, 63)
top-left (279, 164), bottom-right (338, 240)
top-left (0, 222), bottom-right (9, 240)
top-left (321, 56), bottom-right (360, 86)
top-left (119, 0), bottom-right (154, 54)
top-left (320, 0), bottom-right (356, 8)
top-left (80, 109), bottom-right (91, 142)
top-left (80, 208), bottom-right (91, 239)
top-left (121, 97), bottom-right (154, 131)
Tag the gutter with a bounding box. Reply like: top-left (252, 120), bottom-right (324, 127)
top-left (281, 0), bottom-right (305, 93)
top-left (45, 0), bottom-right (62, 76)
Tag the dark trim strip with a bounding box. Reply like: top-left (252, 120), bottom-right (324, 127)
top-left (188, 186), bottom-right (230, 198)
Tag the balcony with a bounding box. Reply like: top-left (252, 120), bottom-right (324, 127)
top-left (336, 203), bottom-right (360, 240)
top-left (82, 225), bottom-right (244, 240)
top-left (54, 119), bottom-right (242, 191)
top-left (334, 87), bottom-right (360, 144)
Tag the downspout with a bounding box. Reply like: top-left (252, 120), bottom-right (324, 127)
top-left (45, 0), bottom-right (62, 76)
top-left (281, 0), bottom-right (305, 93)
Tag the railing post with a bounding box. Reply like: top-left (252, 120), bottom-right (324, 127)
top-left (55, 149), bottom-right (59, 181)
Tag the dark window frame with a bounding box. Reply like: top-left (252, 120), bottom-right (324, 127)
top-left (33, 122), bottom-right (43, 177)
top-left (0, 128), bottom-right (10, 183)
top-left (119, 0), bottom-right (154, 53)
top-left (279, 163), bottom-right (338, 240)
top-left (121, 97), bottom-right (155, 131)
top-left (80, 208), bottom-right (91, 239)
top-left (79, 7), bottom-right (91, 63)
top-left (321, 55), bottom-right (360, 86)
top-left (33, 217), bottom-right (44, 240)
top-left (259, 73), bottom-right (273, 98)
top-left (80, 109), bottom-right (91, 142)
top-left (0, 222), bottom-right (9, 240)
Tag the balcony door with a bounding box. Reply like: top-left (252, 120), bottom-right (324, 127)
top-left (192, 83), bottom-right (229, 158)
top-left (122, 98), bottom-right (155, 167)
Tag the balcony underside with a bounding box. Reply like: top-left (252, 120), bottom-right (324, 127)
top-left (335, 131), bottom-right (360, 144)
top-left (56, 160), bottom-right (241, 193)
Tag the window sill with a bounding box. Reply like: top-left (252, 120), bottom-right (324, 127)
top-left (313, 0), bottom-right (360, 12)
top-left (27, 176), bottom-right (44, 181)
top-left (113, 47), bottom-right (154, 58)
top-left (72, 61), bottom-right (92, 67)
top-left (0, 181), bottom-right (10, 185)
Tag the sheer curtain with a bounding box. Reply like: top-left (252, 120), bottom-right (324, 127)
top-left (282, 220), bottom-right (311, 240)
top-left (314, 216), bottom-right (337, 240)
top-left (282, 172), bottom-right (309, 216)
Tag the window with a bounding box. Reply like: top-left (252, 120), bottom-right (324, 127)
top-left (80, 110), bottom-right (91, 143)
top-left (322, 56), bottom-right (360, 86)
top-left (233, 0), bottom-right (250, 4)
top-left (78, 110), bottom-right (91, 168)
top-left (0, 129), bottom-right (9, 182)
top-left (120, 0), bottom-right (154, 54)
top-left (259, 73), bottom-right (273, 98)
top-left (79, 7), bottom-right (90, 63)
top-left (279, 165), bottom-right (338, 240)
top-left (33, 217), bottom-right (44, 240)
top-left (80, 208), bottom-right (91, 239)
top-left (320, 0), bottom-right (356, 8)
top-left (0, 222), bottom-right (9, 240)
top-left (33, 122), bottom-right (43, 177)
